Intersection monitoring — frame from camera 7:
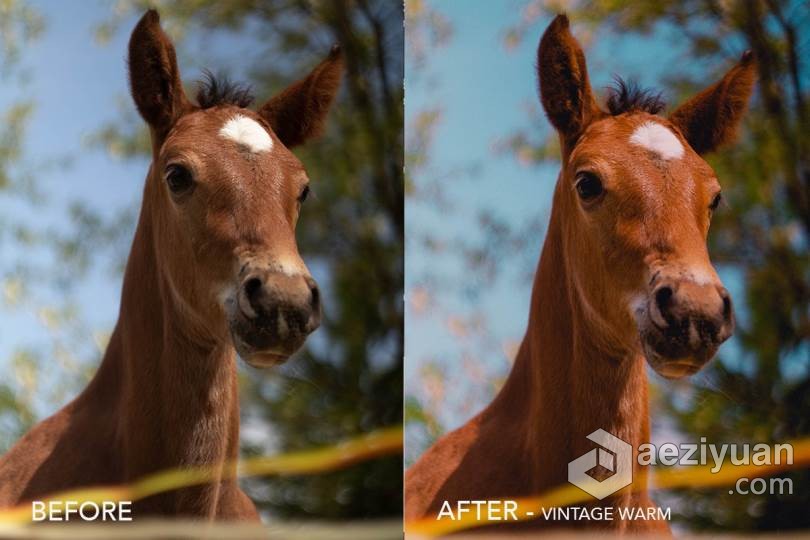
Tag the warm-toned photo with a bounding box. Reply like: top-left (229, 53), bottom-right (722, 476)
top-left (405, 1), bottom-right (808, 536)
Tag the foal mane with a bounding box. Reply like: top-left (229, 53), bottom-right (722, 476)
top-left (605, 77), bottom-right (665, 116)
top-left (196, 70), bottom-right (255, 109)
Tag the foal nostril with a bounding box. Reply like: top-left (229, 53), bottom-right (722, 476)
top-left (654, 285), bottom-right (674, 317)
top-left (719, 287), bottom-right (733, 321)
top-left (302, 275), bottom-right (320, 309)
top-left (243, 276), bottom-right (264, 315)
top-left (310, 283), bottom-right (320, 309)
top-left (304, 277), bottom-right (322, 332)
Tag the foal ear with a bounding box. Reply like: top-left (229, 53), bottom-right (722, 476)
top-left (257, 46), bottom-right (344, 148)
top-left (128, 10), bottom-right (190, 134)
top-left (537, 15), bottom-right (601, 145)
top-left (669, 51), bottom-right (756, 155)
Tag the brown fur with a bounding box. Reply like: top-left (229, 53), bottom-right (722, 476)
top-left (0, 9), bottom-right (342, 520)
top-left (536, 15), bottom-right (602, 145)
top-left (405, 14), bottom-right (755, 534)
top-left (259, 45), bottom-right (344, 148)
top-left (669, 50), bottom-right (757, 154)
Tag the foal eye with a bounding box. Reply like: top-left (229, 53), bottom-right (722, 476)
top-left (165, 164), bottom-right (194, 194)
top-left (709, 192), bottom-right (722, 211)
top-left (298, 185), bottom-right (311, 204)
top-left (575, 172), bottom-right (604, 202)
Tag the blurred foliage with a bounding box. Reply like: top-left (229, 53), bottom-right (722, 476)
top-left (1, 3), bottom-right (124, 452)
top-left (0, 0), bottom-right (43, 74)
top-left (406, 0), bottom-right (809, 532)
top-left (0, 1), bottom-right (59, 452)
top-left (0, 0), bottom-right (402, 522)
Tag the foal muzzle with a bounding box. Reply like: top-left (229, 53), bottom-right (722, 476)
top-left (637, 276), bottom-right (734, 379)
top-left (225, 266), bottom-right (321, 367)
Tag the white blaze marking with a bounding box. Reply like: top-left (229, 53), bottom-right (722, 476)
top-left (219, 114), bottom-right (273, 153)
top-left (629, 122), bottom-right (684, 160)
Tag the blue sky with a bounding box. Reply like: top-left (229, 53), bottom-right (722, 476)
top-left (404, 0), bottom-right (754, 458)
top-left (0, 1), bottom-right (144, 382)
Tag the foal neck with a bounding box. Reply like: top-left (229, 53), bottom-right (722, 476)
top-left (489, 184), bottom-right (650, 494)
top-left (89, 184), bottom-right (240, 507)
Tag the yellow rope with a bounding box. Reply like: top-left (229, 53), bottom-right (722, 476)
top-left (0, 426), bottom-right (402, 524)
top-left (405, 437), bottom-right (810, 537)
top-left (6, 426), bottom-right (809, 534)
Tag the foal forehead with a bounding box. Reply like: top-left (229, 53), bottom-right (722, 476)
top-left (574, 115), bottom-right (704, 174)
top-left (580, 115), bottom-right (685, 157)
top-left (573, 115), bottom-right (717, 195)
top-left (164, 108), bottom-right (306, 180)
top-left (170, 108), bottom-right (275, 150)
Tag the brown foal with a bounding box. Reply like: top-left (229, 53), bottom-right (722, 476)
top-left (0, 10), bottom-right (342, 520)
top-left (406, 14), bottom-right (755, 533)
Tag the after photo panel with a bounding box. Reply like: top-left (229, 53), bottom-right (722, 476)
top-left (405, 0), bottom-right (809, 537)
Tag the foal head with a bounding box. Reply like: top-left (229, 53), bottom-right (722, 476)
top-left (128, 11), bottom-right (342, 367)
top-left (537, 16), bottom-right (756, 378)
